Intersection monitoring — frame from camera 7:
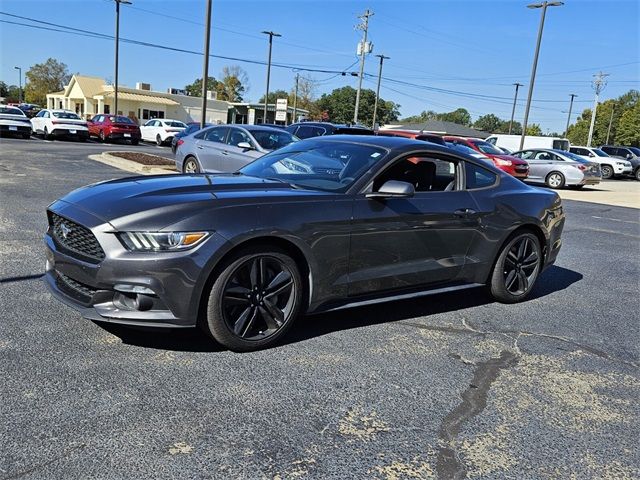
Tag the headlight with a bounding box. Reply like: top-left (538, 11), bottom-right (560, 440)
top-left (118, 231), bottom-right (209, 252)
top-left (495, 158), bottom-right (512, 166)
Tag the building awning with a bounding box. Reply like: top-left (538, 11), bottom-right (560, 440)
top-left (98, 91), bottom-right (179, 106)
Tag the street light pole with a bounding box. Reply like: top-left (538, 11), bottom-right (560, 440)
top-left (13, 66), bottom-right (22, 103)
top-left (564, 93), bottom-right (577, 137)
top-left (292, 73), bottom-right (299, 124)
top-left (520, 1), bottom-right (563, 150)
top-left (508, 82), bottom-right (522, 135)
top-left (587, 71), bottom-right (609, 147)
top-left (113, 0), bottom-right (131, 116)
top-left (261, 31), bottom-right (281, 124)
top-left (200, 0), bottom-right (212, 129)
top-left (372, 54), bottom-right (389, 130)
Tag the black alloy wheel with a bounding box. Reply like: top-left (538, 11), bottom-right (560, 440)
top-left (489, 232), bottom-right (541, 303)
top-left (204, 248), bottom-right (302, 351)
top-left (600, 164), bottom-right (614, 179)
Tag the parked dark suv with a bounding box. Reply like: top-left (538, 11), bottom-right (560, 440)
top-left (286, 122), bottom-right (373, 139)
top-left (600, 145), bottom-right (640, 180)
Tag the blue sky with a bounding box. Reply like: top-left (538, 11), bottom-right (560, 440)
top-left (1, 0), bottom-right (638, 132)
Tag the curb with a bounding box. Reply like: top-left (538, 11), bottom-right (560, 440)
top-left (89, 152), bottom-right (177, 175)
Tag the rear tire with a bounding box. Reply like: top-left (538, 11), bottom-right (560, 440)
top-left (22, 133), bottom-right (30, 140)
top-left (545, 171), bottom-right (565, 189)
top-left (635, 168), bottom-right (640, 182)
top-left (99, 130), bottom-right (106, 143)
top-left (489, 231), bottom-right (542, 304)
top-left (202, 247), bottom-right (303, 352)
top-left (131, 139), bottom-right (139, 146)
top-left (43, 127), bottom-right (50, 140)
top-left (600, 164), bottom-right (614, 179)
top-left (156, 134), bottom-right (163, 146)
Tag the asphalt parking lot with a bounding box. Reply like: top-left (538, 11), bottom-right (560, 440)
top-left (1, 137), bottom-right (639, 479)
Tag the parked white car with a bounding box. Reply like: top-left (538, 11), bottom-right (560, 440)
top-left (0, 105), bottom-right (32, 139)
top-left (30, 109), bottom-right (89, 140)
top-left (140, 118), bottom-right (187, 146)
top-left (568, 146), bottom-right (632, 179)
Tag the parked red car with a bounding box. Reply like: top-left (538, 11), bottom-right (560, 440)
top-left (444, 136), bottom-right (529, 179)
top-left (88, 114), bottom-right (141, 144)
top-left (377, 129), bottom-right (447, 146)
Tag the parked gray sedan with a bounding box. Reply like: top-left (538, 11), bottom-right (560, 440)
top-left (175, 124), bottom-right (298, 173)
top-left (511, 148), bottom-right (601, 189)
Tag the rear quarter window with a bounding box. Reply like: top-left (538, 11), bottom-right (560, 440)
top-left (465, 162), bottom-right (497, 189)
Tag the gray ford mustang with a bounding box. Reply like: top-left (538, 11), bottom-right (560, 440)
top-left (45, 136), bottom-right (565, 351)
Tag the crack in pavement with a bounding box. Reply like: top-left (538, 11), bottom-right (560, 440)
top-left (435, 350), bottom-right (519, 480)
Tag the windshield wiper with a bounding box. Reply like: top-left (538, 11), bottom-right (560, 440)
top-left (263, 177), bottom-right (303, 189)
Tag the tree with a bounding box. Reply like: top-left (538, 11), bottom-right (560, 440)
top-left (24, 58), bottom-right (71, 106)
top-left (316, 86), bottom-right (399, 126)
top-left (291, 75), bottom-right (321, 119)
top-left (184, 77), bottom-right (220, 97)
top-left (473, 114), bottom-right (502, 133)
top-left (400, 110), bottom-right (438, 123)
top-left (526, 123), bottom-right (543, 136)
top-left (616, 103), bottom-right (640, 146)
top-left (439, 108), bottom-right (471, 126)
top-left (258, 89), bottom-right (291, 104)
top-left (0, 82), bottom-right (21, 102)
top-left (215, 65), bottom-right (248, 102)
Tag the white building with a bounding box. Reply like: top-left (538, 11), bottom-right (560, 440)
top-left (46, 75), bottom-right (229, 125)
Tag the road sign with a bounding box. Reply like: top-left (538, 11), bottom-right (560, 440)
top-left (275, 110), bottom-right (287, 122)
top-left (276, 98), bottom-right (288, 111)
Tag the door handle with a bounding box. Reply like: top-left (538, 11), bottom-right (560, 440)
top-left (197, 145), bottom-right (203, 149)
top-left (222, 150), bottom-right (229, 155)
top-left (454, 208), bottom-right (476, 217)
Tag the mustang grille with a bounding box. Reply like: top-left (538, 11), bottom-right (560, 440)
top-left (56, 271), bottom-right (97, 303)
top-left (49, 212), bottom-right (105, 262)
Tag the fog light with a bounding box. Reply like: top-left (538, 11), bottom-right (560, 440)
top-left (114, 284), bottom-right (155, 295)
top-left (114, 292), bottom-right (154, 311)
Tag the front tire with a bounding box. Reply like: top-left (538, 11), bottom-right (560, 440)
top-left (600, 164), bottom-right (614, 179)
top-left (203, 247), bottom-right (303, 352)
top-left (99, 130), bottom-right (107, 143)
top-left (635, 168), bottom-right (640, 182)
top-left (183, 157), bottom-right (200, 174)
top-left (489, 232), bottom-right (542, 304)
top-left (156, 134), bottom-right (163, 146)
top-left (545, 171), bottom-right (565, 189)
top-left (43, 127), bottom-right (50, 140)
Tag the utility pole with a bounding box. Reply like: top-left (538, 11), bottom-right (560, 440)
top-left (372, 54), bottom-right (389, 130)
top-left (113, 0), bottom-right (132, 116)
top-left (587, 71), bottom-right (609, 147)
top-left (353, 8), bottom-right (373, 125)
top-left (605, 105), bottom-right (614, 144)
top-left (564, 93), bottom-right (577, 137)
top-left (13, 66), bottom-right (22, 104)
top-left (508, 82), bottom-right (522, 134)
top-left (292, 73), bottom-right (299, 124)
top-left (200, 0), bottom-right (212, 129)
top-left (520, 1), bottom-right (564, 150)
top-left (262, 30), bottom-right (281, 124)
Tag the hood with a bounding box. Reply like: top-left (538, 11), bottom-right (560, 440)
top-left (54, 173), bottom-right (324, 230)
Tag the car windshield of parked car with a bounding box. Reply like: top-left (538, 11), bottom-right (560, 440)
top-left (108, 115), bottom-right (135, 124)
top-left (52, 111), bottom-right (81, 119)
top-left (165, 121), bottom-right (187, 128)
top-left (239, 140), bottom-right (387, 192)
top-left (470, 140), bottom-right (504, 155)
top-left (628, 147), bottom-right (640, 156)
top-left (0, 106), bottom-right (24, 115)
top-left (250, 130), bottom-right (298, 151)
top-left (591, 149), bottom-right (608, 157)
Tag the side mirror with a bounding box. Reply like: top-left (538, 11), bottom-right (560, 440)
top-left (626, 153), bottom-right (633, 159)
top-left (366, 180), bottom-right (415, 199)
top-left (237, 142), bottom-right (253, 150)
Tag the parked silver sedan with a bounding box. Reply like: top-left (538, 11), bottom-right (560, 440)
top-left (511, 148), bottom-right (601, 189)
top-left (175, 124), bottom-right (298, 173)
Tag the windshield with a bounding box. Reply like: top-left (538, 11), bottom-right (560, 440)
top-left (0, 106), bottom-right (24, 116)
top-left (249, 129), bottom-right (298, 150)
top-left (470, 140), bottom-right (504, 155)
top-left (240, 140), bottom-right (387, 192)
top-left (629, 147), bottom-right (640, 156)
top-left (592, 149), bottom-right (608, 157)
top-left (108, 115), bottom-right (135, 124)
top-left (52, 111), bottom-right (81, 119)
top-left (165, 121), bottom-right (187, 128)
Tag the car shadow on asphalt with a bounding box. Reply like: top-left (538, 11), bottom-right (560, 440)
top-left (95, 265), bottom-right (582, 353)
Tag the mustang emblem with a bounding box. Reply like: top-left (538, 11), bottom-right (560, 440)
top-left (60, 223), bottom-right (72, 239)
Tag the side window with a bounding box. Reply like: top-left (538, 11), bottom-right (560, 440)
top-left (520, 150), bottom-right (535, 159)
top-left (550, 153), bottom-right (564, 161)
top-left (204, 127), bottom-right (229, 143)
top-left (44, 111), bottom-right (50, 118)
top-left (534, 151), bottom-right (552, 160)
top-left (373, 156), bottom-right (457, 192)
top-left (465, 162), bottom-right (497, 190)
top-left (226, 128), bottom-right (252, 147)
top-left (295, 125), bottom-right (325, 139)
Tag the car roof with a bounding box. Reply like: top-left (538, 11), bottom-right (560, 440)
top-left (243, 124), bottom-right (291, 132)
